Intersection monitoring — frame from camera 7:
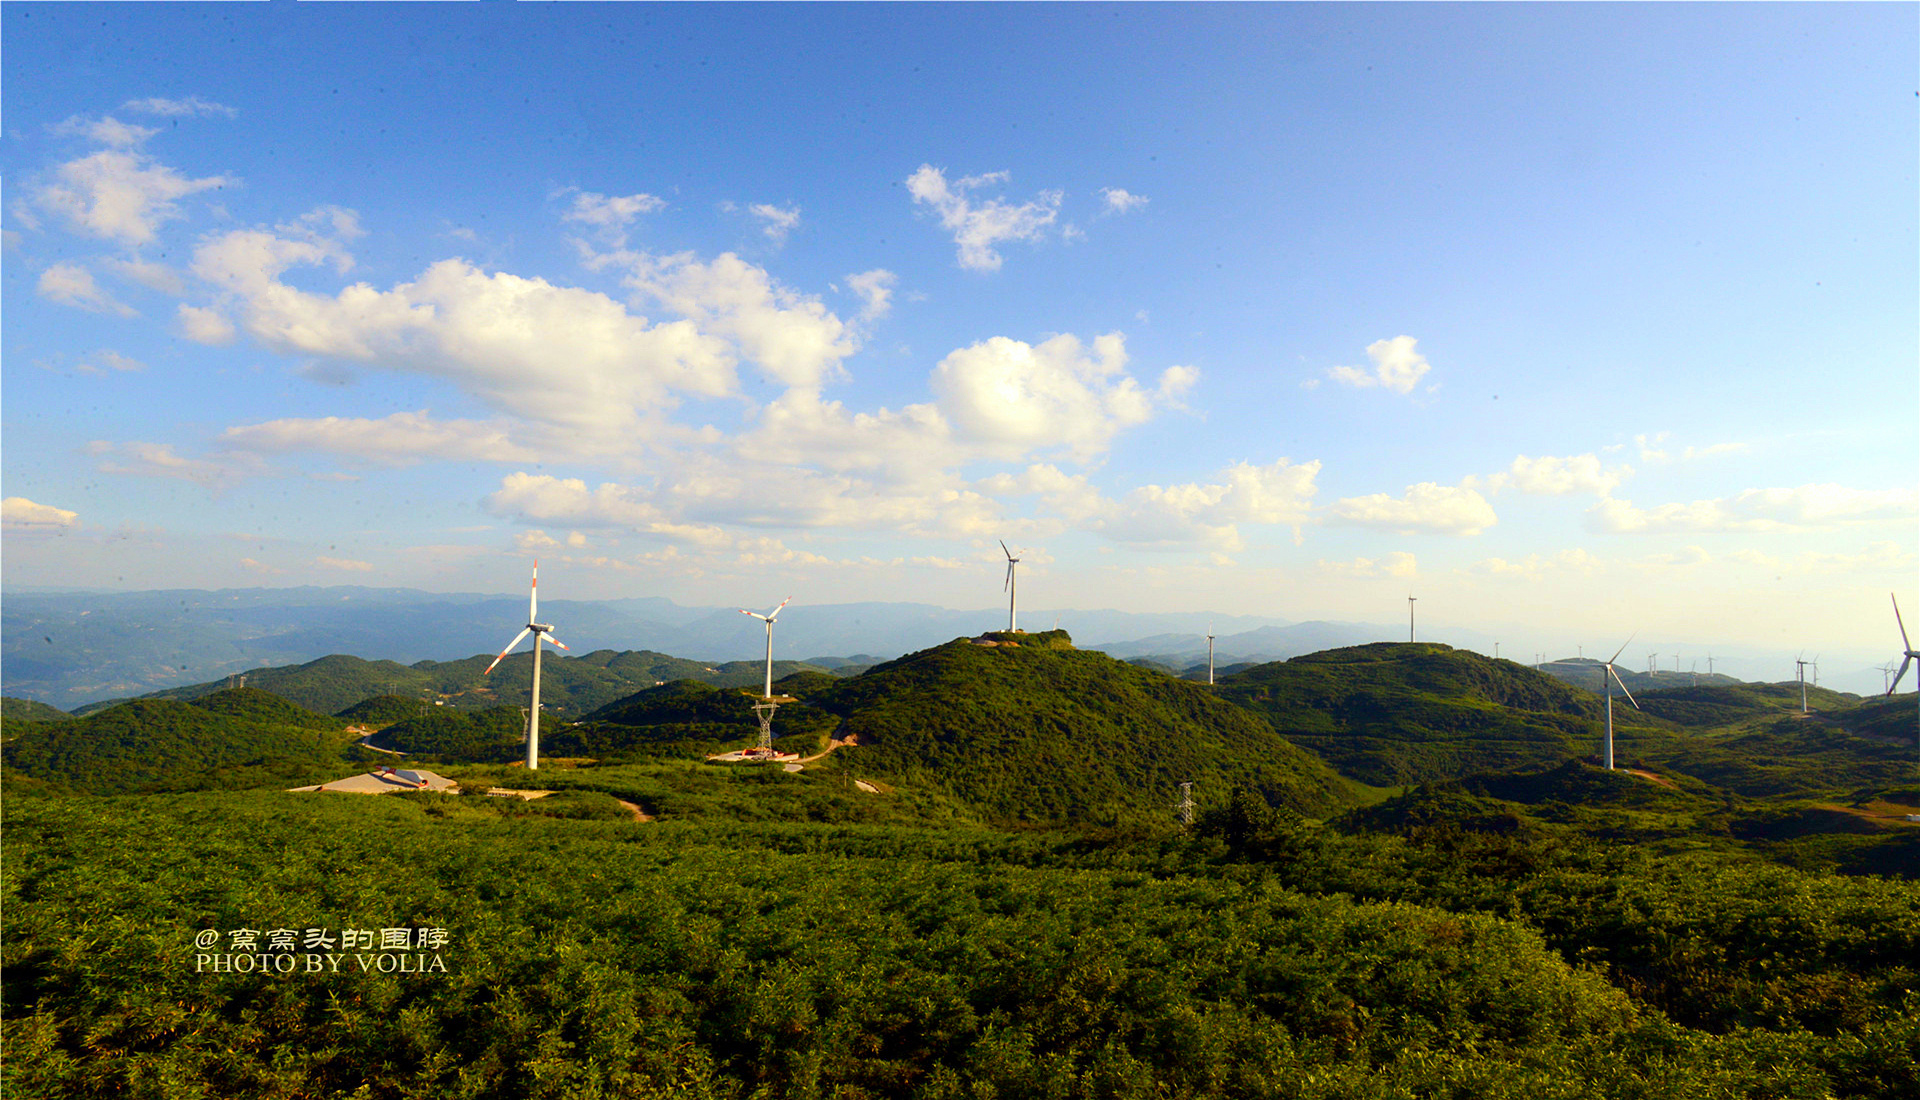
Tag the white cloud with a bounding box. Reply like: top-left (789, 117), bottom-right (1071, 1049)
top-left (176, 303), bottom-right (236, 344)
top-left (748, 202), bottom-right (801, 244)
top-left (31, 148), bottom-right (234, 247)
top-left (1477, 453), bottom-right (1629, 496)
top-left (121, 96), bottom-right (237, 118)
top-left (51, 115), bottom-right (159, 148)
top-left (1319, 552), bottom-right (1418, 579)
top-left (1472, 548), bottom-right (1600, 579)
top-left (76, 349), bottom-right (146, 374)
top-left (1, 497), bottom-right (79, 532)
top-left (104, 256), bottom-right (186, 295)
top-left (193, 222), bottom-right (737, 439)
top-left (558, 188), bottom-right (665, 245)
top-left (89, 441), bottom-right (255, 488)
top-left (1107, 460), bottom-right (1322, 550)
top-left (1589, 484), bottom-right (1917, 534)
top-left (906, 164), bottom-right (1061, 272)
top-left (221, 411), bottom-right (541, 466)
top-left (611, 250), bottom-right (854, 391)
top-left (930, 332), bottom-right (1166, 462)
top-left (38, 263), bottom-right (135, 316)
top-left (1329, 482), bottom-right (1498, 536)
top-left (1326, 336), bottom-right (1432, 395)
top-left (1634, 432), bottom-right (1670, 463)
top-left (316, 555), bottom-right (374, 572)
top-left (515, 529), bottom-right (561, 551)
top-left (566, 530), bottom-right (589, 549)
top-left (1794, 541), bottom-right (1914, 575)
top-left (237, 557), bottom-right (285, 575)
top-left (846, 268), bottom-right (897, 321)
top-left (1099, 187), bottom-right (1149, 214)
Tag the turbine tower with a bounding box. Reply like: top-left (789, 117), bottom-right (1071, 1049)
top-left (1795, 655), bottom-right (1811, 715)
top-left (739, 598), bottom-right (792, 753)
top-left (1207, 624), bottom-right (1216, 686)
top-left (1888, 593), bottom-right (1920, 747)
top-left (484, 560), bottom-right (570, 771)
top-left (1597, 636), bottom-right (1640, 771)
top-left (1407, 595), bottom-right (1417, 642)
top-left (1000, 540), bottom-right (1021, 632)
top-left (1647, 653), bottom-right (1658, 676)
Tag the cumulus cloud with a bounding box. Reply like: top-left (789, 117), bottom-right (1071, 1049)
top-left (38, 262), bottom-right (135, 316)
top-left (748, 203), bottom-right (801, 243)
top-left (1107, 459), bottom-right (1322, 550)
top-left (906, 164), bottom-right (1061, 272)
top-left (1472, 549), bottom-right (1600, 578)
top-left (846, 268), bottom-right (897, 321)
top-left (931, 332), bottom-right (1168, 462)
top-left (176, 303), bottom-right (237, 344)
top-left (1327, 336), bottom-right (1432, 395)
top-left (611, 250), bottom-right (855, 391)
top-left (1588, 484), bottom-right (1917, 534)
top-left (1328, 482), bottom-right (1498, 536)
top-left (30, 147), bottom-right (233, 247)
top-left (1099, 187), bottom-right (1148, 214)
top-left (121, 96), bottom-right (237, 118)
top-left (1476, 453), bottom-right (1629, 497)
top-left (1319, 552), bottom-right (1418, 578)
top-left (192, 220), bottom-right (737, 439)
top-left (1, 497), bottom-right (80, 532)
top-left (221, 411), bottom-right (541, 466)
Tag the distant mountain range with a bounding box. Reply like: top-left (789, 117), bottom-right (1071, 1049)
top-left (2, 585), bottom-right (1901, 708)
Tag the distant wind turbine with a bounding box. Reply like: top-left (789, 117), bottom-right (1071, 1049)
top-left (1795, 655), bottom-right (1811, 715)
top-left (484, 560), bottom-right (570, 771)
top-left (1407, 595), bottom-right (1417, 642)
top-left (1647, 653), bottom-right (1659, 676)
top-left (1597, 635), bottom-right (1640, 771)
top-left (1207, 624), bottom-right (1216, 686)
top-left (1000, 541), bottom-right (1021, 632)
top-left (1888, 593), bottom-right (1920, 747)
top-left (739, 597), bottom-right (793, 699)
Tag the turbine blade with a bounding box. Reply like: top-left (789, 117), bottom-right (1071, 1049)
top-left (1895, 594), bottom-right (1913, 652)
top-left (529, 560), bottom-right (539, 622)
top-left (1607, 633), bottom-right (1637, 665)
top-left (768, 596), bottom-right (792, 620)
top-left (542, 632), bottom-right (570, 652)
top-left (1004, 563), bottom-right (1013, 592)
top-left (1000, 539), bottom-right (1012, 560)
top-left (1610, 666), bottom-right (1641, 709)
top-left (1893, 656), bottom-right (1915, 695)
top-left (485, 628), bottom-right (534, 674)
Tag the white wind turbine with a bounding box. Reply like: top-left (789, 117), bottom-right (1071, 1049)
top-left (1000, 540), bottom-right (1021, 632)
top-left (1795, 655), bottom-right (1811, 715)
top-left (739, 597), bottom-right (793, 699)
top-left (1207, 624), bottom-right (1216, 686)
top-left (484, 560), bottom-right (570, 771)
top-left (1888, 593), bottom-right (1920, 747)
top-left (1596, 635), bottom-right (1640, 771)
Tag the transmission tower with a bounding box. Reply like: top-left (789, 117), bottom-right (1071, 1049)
top-left (751, 699), bottom-right (778, 752)
top-left (1177, 781), bottom-right (1196, 826)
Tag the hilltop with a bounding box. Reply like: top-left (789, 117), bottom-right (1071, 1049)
top-left (786, 631), bottom-right (1363, 823)
top-left (1215, 643), bottom-right (1611, 786)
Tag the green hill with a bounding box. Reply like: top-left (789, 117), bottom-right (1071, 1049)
top-left (0, 698), bottom-right (366, 794)
top-left (73, 648), bottom-right (839, 722)
top-left (188, 685), bottom-right (337, 730)
top-left (333, 693), bottom-right (429, 729)
top-left (565, 674), bottom-right (837, 759)
top-left (1, 696), bottom-right (72, 723)
top-left (1215, 643), bottom-right (1612, 786)
top-left (791, 631), bottom-right (1361, 823)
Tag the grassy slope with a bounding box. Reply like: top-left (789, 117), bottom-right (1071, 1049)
top-left (804, 632), bottom-right (1363, 822)
top-left (1, 696), bottom-right (72, 722)
top-left (1216, 643), bottom-right (1612, 786)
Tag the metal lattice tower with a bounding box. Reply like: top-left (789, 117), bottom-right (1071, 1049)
top-left (752, 700), bottom-right (778, 752)
top-left (1177, 781), bottom-right (1195, 826)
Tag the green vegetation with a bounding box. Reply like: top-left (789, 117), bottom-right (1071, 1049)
top-left (806, 635), bottom-right (1362, 823)
top-left (189, 685), bottom-right (338, 730)
top-left (378, 706), bottom-right (529, 761)
top-left (1, 696), bottom-right (72, 723)
top-left (1216, 643), bottom-right (1608, 786)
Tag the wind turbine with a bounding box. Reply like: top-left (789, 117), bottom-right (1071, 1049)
top-left (1647, 653), bottom-right (1659, 676)
top-left (738, 598), bottom-right (793, 699)
top-left (1597, 635), bottom-right (1640, 771)
top-left (1000, 540), bottom-right (1021, 632)
top-left (1888, 594), bottom-right (1920, 747)
top-left (1795, 655), bottom-right (1811, 715)
top-left (1207, 624), bottom-right (1216, 686)
top-left (1407, 595), bottom-right (1417, 642)
top-left (484, 560), bottom-right (570, 771)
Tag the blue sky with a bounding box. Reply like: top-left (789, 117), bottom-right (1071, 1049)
top-left (3, 3), bottom-right (1915, 667)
